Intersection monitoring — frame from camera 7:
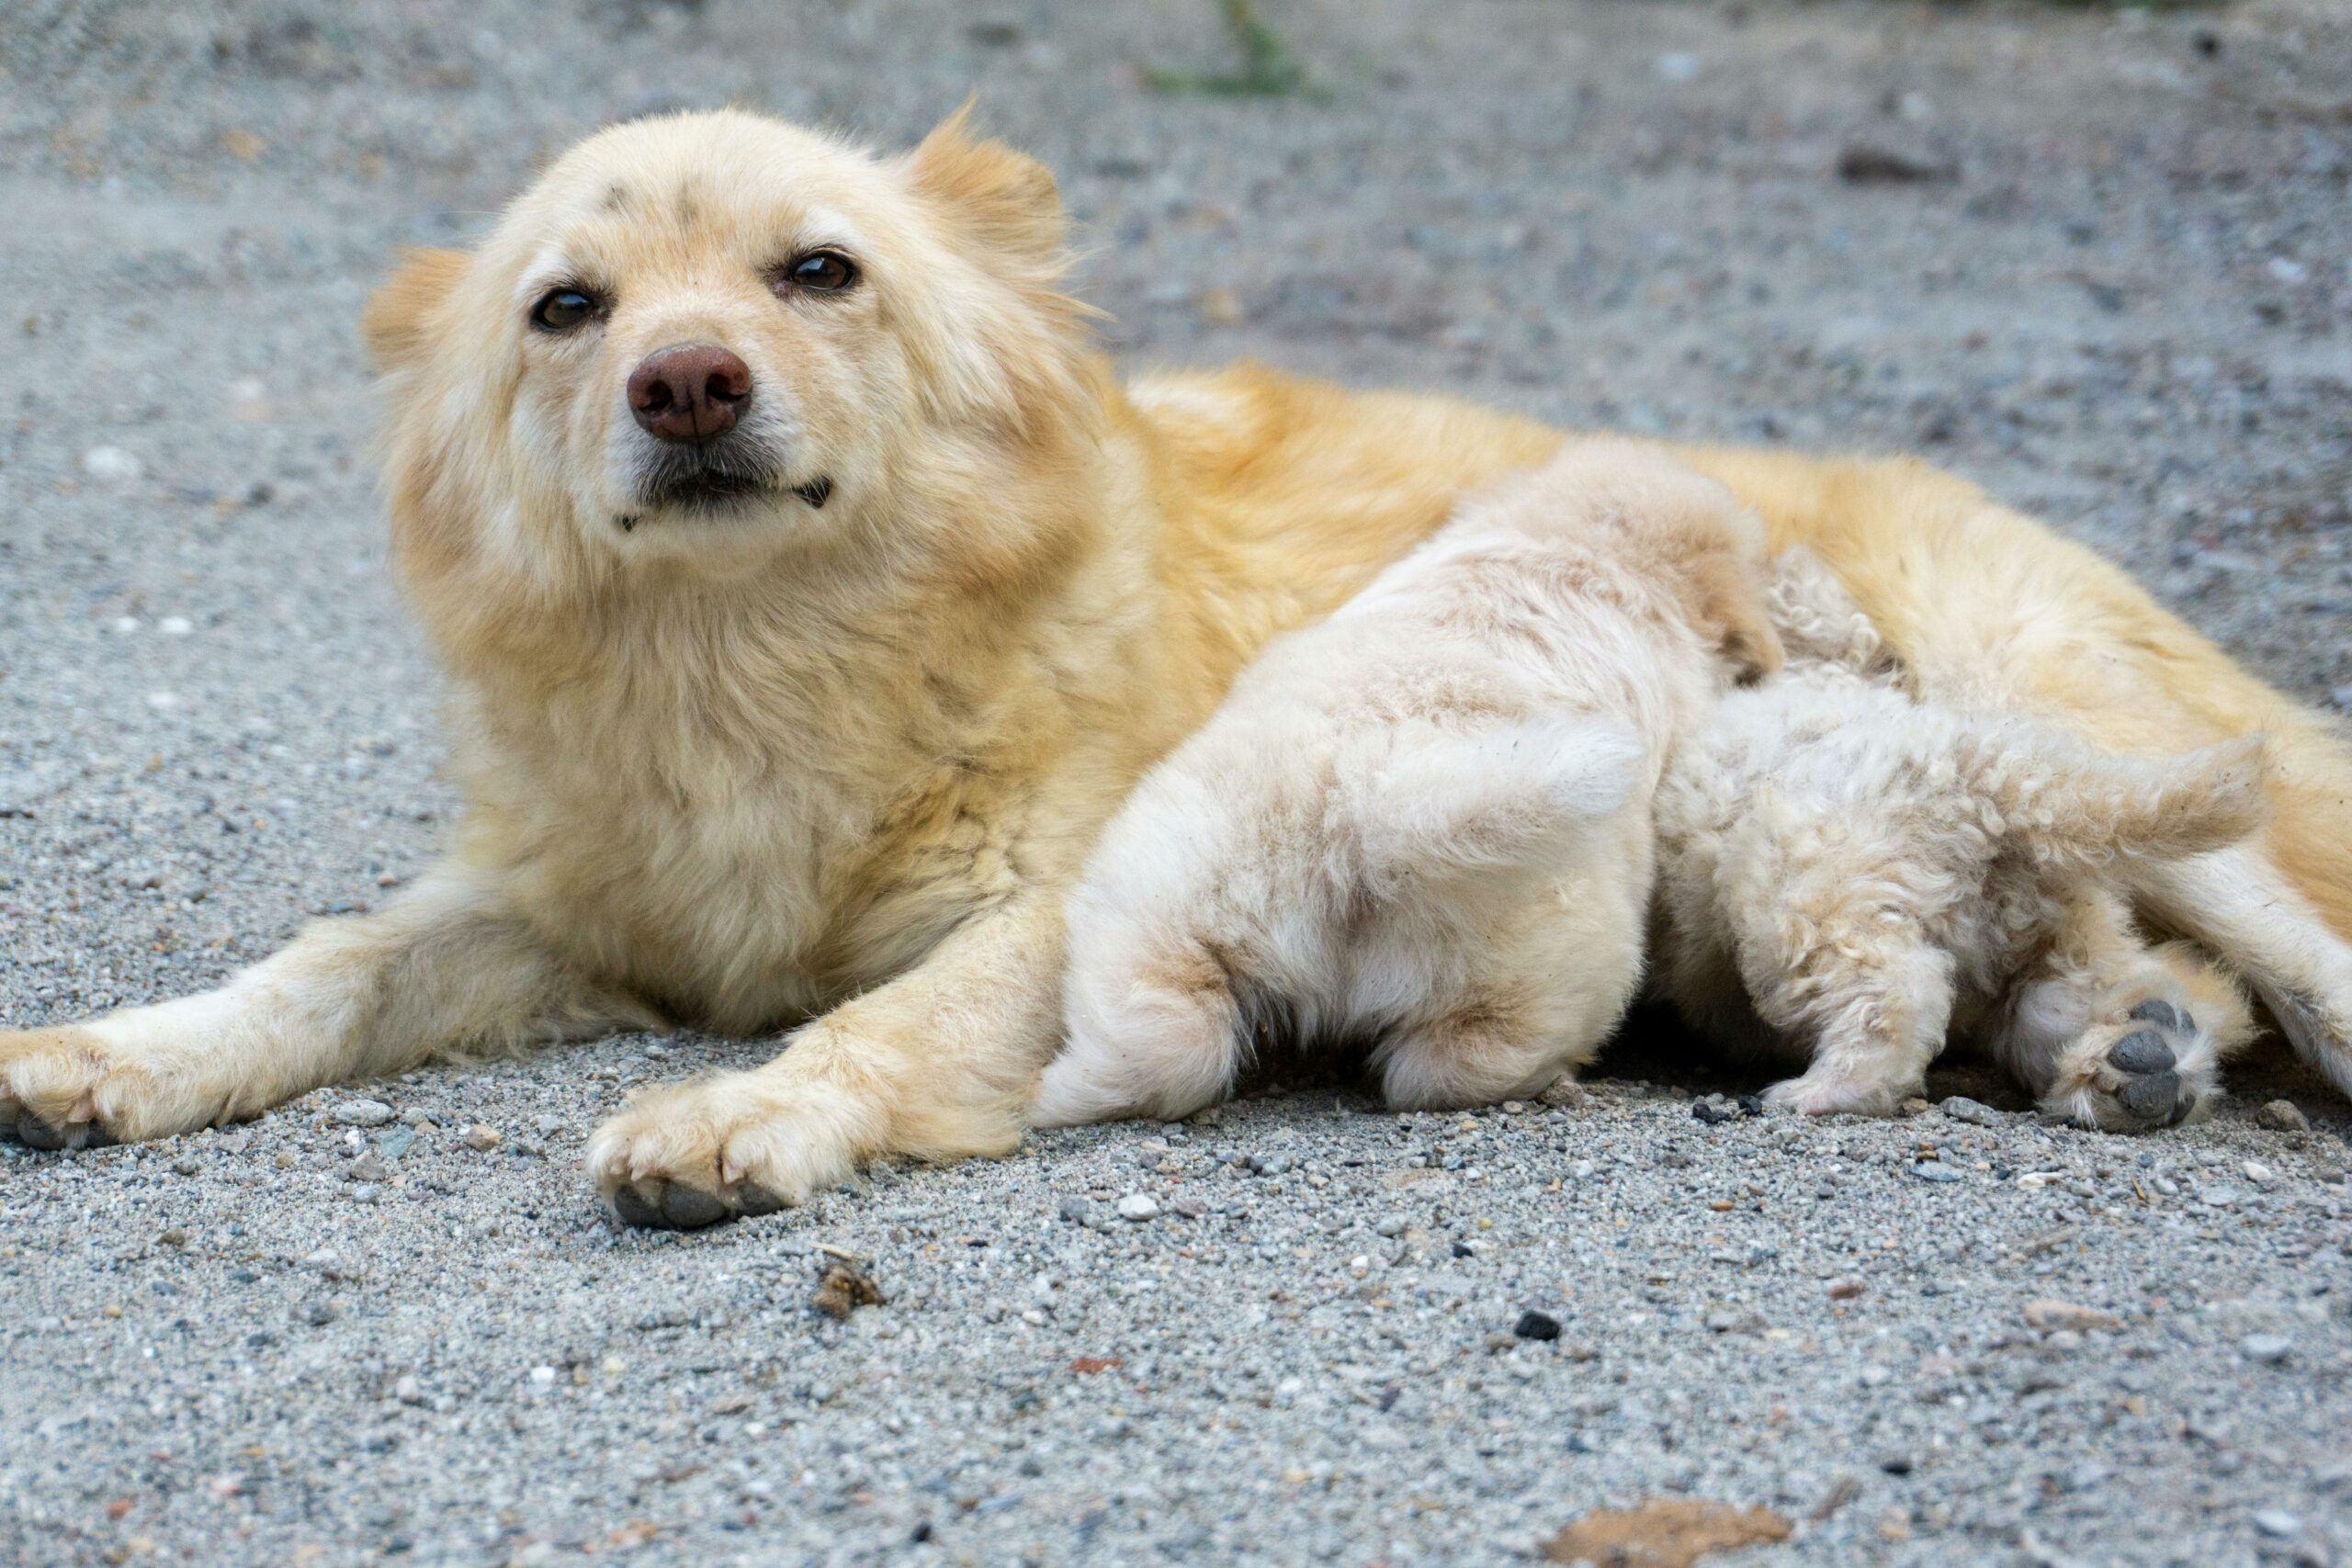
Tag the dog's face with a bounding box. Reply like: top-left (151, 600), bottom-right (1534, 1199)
top-left (366, 108), bottom-right (1087, 580)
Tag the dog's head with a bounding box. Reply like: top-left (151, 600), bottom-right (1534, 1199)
top-left (365, 107), bottom-right (1095, 605)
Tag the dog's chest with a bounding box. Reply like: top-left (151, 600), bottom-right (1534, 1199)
top-left (477, 678), bottom-right (1004, 1030)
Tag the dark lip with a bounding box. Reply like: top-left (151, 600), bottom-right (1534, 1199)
top-left (639, 466), bottom-right (778, 514)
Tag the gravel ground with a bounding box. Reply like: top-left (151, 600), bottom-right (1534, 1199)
top-left (5, 2), bottom-right (2352, 1564)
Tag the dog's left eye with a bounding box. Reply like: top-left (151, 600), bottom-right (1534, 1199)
top-left (777, 250), bottom-right (859, 295)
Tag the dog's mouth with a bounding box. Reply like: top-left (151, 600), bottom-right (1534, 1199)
top-left (620, 458), bottom-right (831, 532)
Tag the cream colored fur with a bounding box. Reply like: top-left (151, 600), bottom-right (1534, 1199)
top-left (1650, 551), bottom-right (2265, 1125)
top-left (1034, 445), bottom-right (1778, 1126)
top-left (4, 108), bottom-right (2349, 1224)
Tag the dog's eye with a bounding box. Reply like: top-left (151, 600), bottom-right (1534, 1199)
top-left (530, 288), bottom-right (600, 332)
top-left (779, 250), bottom-right (858, 295)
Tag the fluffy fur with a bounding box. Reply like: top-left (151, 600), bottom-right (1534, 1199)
top-left (1650, 551), bottom-right (2266, 1125)
top-left (5, 108), bottom-right (2351, 1225)
top-left (1033, 445), bottom-right (1779, 1126)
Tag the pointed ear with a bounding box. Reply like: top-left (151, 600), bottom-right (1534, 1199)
top-left (362, 247), bottom-right (469, 370)
top-left (902, 103), bottom-right (1068, 271)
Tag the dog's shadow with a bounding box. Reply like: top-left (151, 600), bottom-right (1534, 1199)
top-left (1226, 1000), bottom-right (2345, 1129)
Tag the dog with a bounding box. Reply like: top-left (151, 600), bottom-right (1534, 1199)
top-left (6, 107), bottom-right (2350, 1227)
top-left (1033, 445), bottom-right (1779, 1126)
top-left (1649, 549), bottom-right (2265, 1126)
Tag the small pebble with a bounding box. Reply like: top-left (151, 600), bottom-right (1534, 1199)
top-left (82, 445), bottom-right (144, 482)
top-left (332, 1100), bottom-right (395, 1129)
top-left (2241, 1334), bottom-right (2292, 1365)
top-left (2254, 1100), bottom-right (2309, 1134)
top-left (461, 1124), bottom-right (503, 1151)
top-left (1115, 1194), bottom-right (1159, 1221)
top-left (1939, 1096), bottom-right (2001, 1126)
top-left (2023, 1299), bottom-right (2120, 1333)
top-left (1512, 1311), bottom-right (1561, 1341)
top-left (2253, 1508), bottom-right (2301, 1538)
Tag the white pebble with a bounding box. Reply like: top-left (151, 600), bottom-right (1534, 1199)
top-left (1115, 1193), bottom-right (1159, 1221)
top-left (82, 445), bottom-right (144, 482)
top-left (332, 1099), bottom-right (396, 1128)
top-left (2240, 1160), bottom-right (2273, 1186)
top-left (2253, 1508), bottom-right (2301, 1538)
top-left (159, 616), bottom-right (194, 637)
top-left (528, 1365), bottom-right (556, 1388)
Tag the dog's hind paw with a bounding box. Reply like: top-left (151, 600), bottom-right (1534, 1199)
top-left (2042, 992), bottom-right (2216, 1132)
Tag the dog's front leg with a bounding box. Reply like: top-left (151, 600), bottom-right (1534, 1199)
top-left (588, 892), bottom-right (1062, 1229)
top-left (0, 863), bottom-right (635, 1148)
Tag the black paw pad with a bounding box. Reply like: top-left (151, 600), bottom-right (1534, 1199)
top-left (610, 1184), bottom-right (663, 1229)
top-left (659, 1185), bottom-right (729, 1230)
top-left (2108, 1031), bottom-right (2177, 1076)
top-left (609, 1180), bottom-right (734, 1231)
top-left (16, 1111), bottom-right (89, 1152)
top-left (2129, 998), bottom-right (2193, 1034)
top-left (2116, 1070), bottom-right (2181, 1122)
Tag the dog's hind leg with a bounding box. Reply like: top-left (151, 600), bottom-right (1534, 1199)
top-left (1031, 939), bottom-right (1250, 1128)
top-left (1756, 941), bottom-right (1955, 1118)
top-left (1980, 885), bottom-right (2253, 1129)
top-left (2130, 842), bottom-right (2352, 1099)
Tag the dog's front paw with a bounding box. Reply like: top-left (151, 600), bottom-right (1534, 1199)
top-left (2042, 996), bottom-right (2216, 1131)
top-left (586, 1069), bottom-right (879, 1230)
top-left (0, 1025), bottom-right (155, 1149)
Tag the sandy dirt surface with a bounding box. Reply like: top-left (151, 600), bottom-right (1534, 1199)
top-left (4, 2), bottom-right (2350, 1563)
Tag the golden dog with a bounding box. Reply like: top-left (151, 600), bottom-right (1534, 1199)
top-left (5, 108), bottom-right (2348, 1226)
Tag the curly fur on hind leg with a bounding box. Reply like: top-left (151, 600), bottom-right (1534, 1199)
top-left (1756, 942), bottom-right (1954, 1117)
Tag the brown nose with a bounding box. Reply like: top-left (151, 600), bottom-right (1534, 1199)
top-left (627, 344), bottom-right (752, 443)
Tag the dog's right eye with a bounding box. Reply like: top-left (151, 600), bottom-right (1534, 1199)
top-left (530, 288), bottom-right (600, 333)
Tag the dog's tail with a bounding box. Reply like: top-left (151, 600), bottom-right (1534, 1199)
top-left (1342, 716), bottom-right (1647, 886)
top-left (1964, 726), bottom-right (2270, 870)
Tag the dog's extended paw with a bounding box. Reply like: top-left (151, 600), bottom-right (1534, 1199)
top-left (2043, 995), bottom-right (2215, 1132)
top-left (586, 1071), bottom-right (876, 1230)
top-left (0, 1025), bottom-right (152, 1150)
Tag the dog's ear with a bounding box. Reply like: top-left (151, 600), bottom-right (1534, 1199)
top-left (362, 247), bottom-right (469, 371)
top-left (903, 102), bottom-right (1069, 270)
